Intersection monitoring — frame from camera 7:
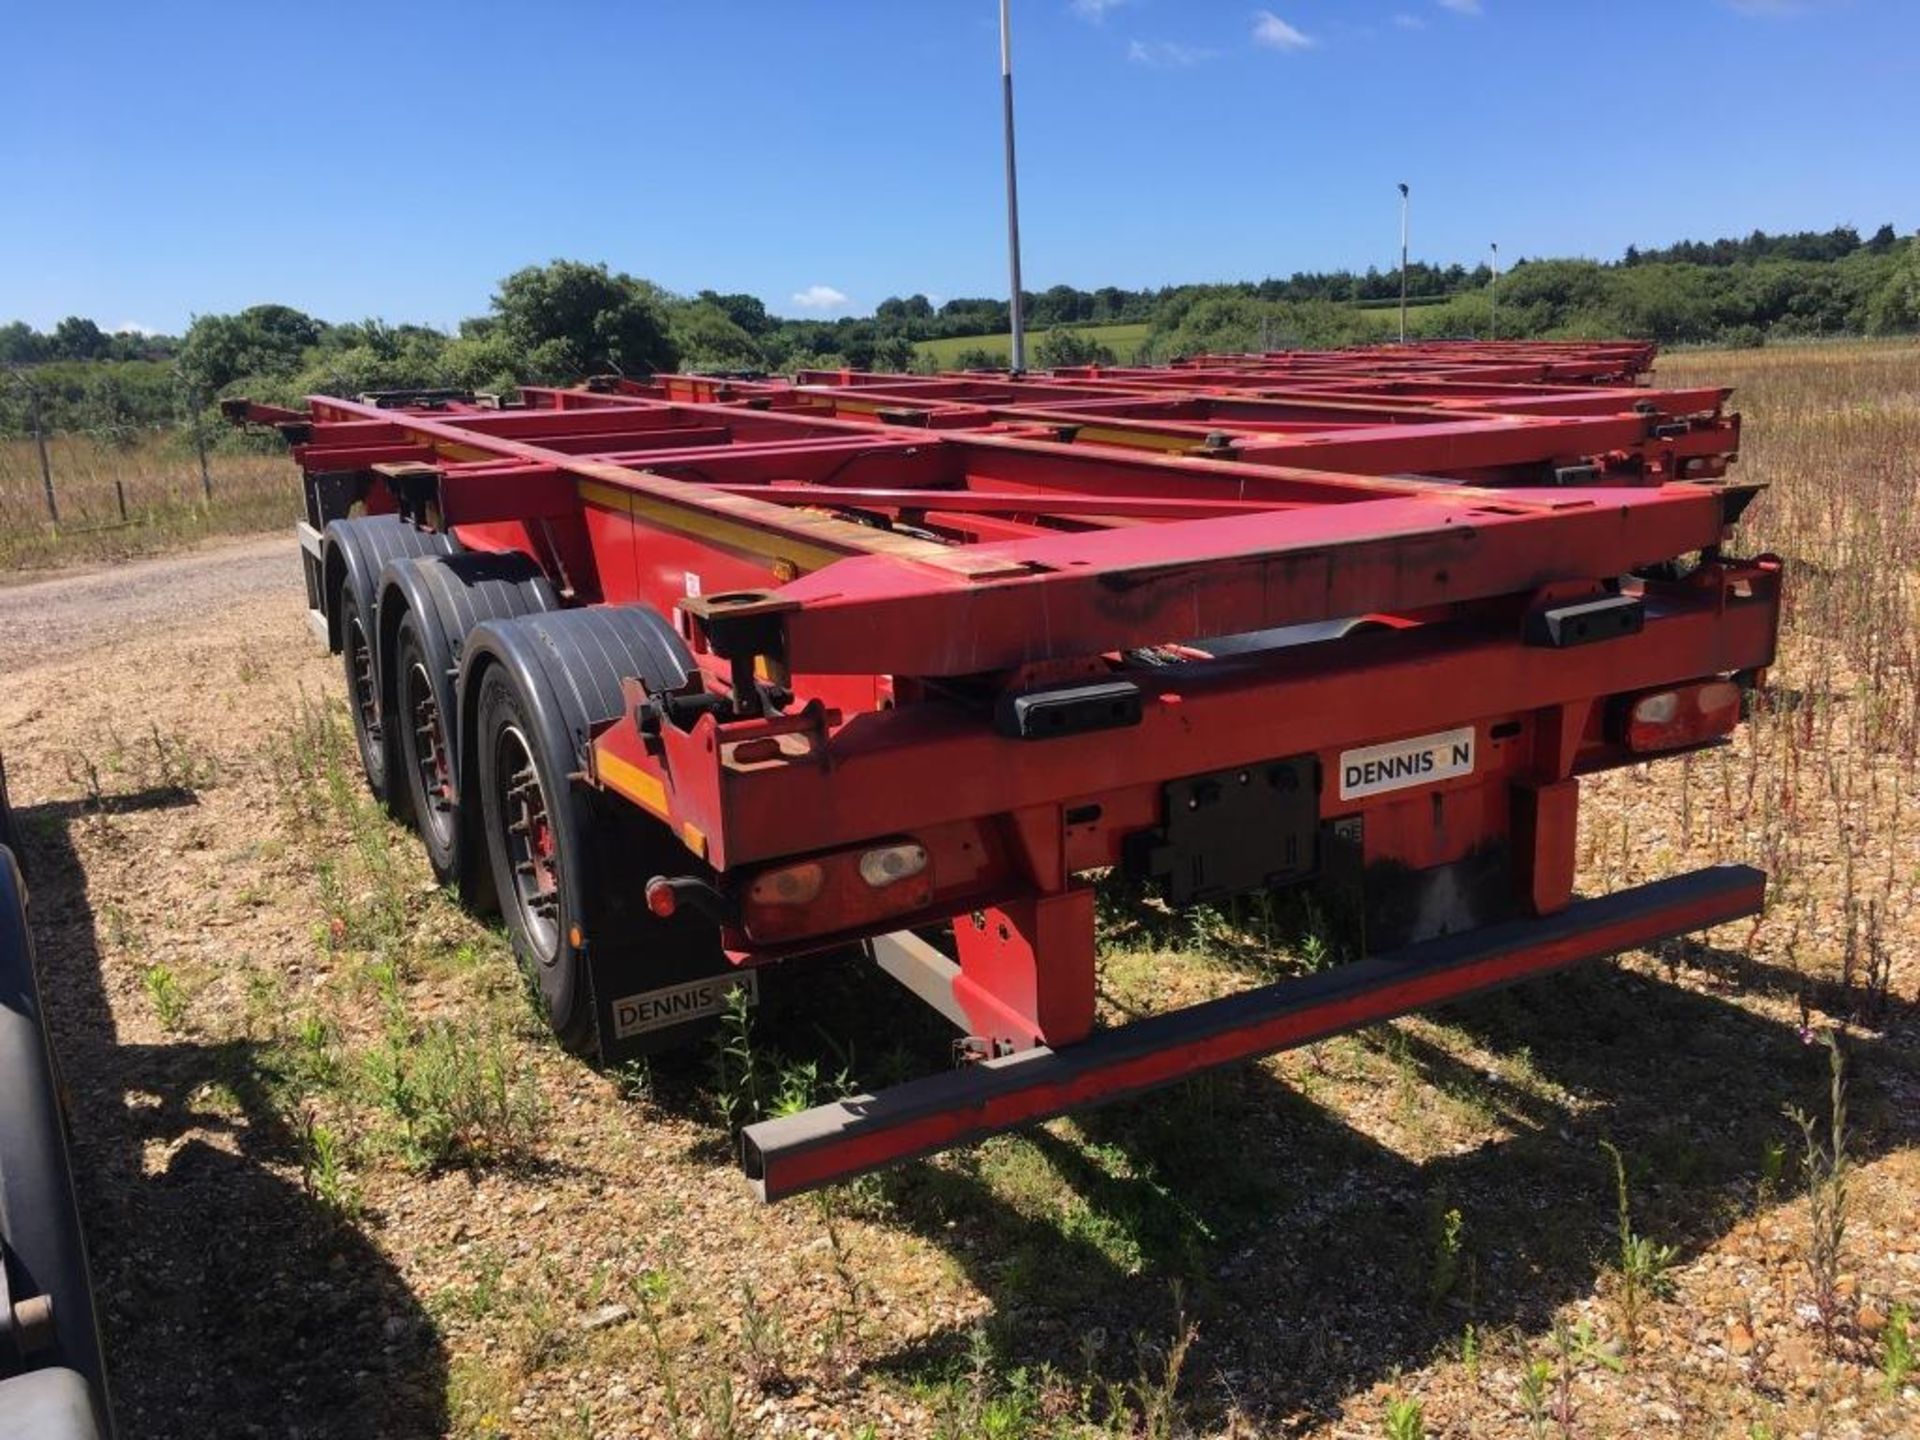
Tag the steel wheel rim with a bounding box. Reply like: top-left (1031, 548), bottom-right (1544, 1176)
top-left (495, 722), bottom-right (561, 963)
top-left (344, 608), bottom-right (381, 762)
top-left (403, 657), bottom-right (456, 847)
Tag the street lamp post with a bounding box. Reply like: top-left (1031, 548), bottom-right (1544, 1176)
top-left (1397, 182), bottom-right (1410, 344)
top-left (1490, 241), bottom-right (1500, 340)
top-left (1000, 0), bottom-right (1028, 372)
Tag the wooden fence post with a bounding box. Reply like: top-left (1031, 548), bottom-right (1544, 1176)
top-left (28, 382), bottom-right (58, 525)
top-left (195, 414), bottom-right (212, 501)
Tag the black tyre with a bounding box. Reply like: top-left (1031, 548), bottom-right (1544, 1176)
top-left (464, 606), bottom-right (740, 1060)
top-left (477, 665), bottom-right (596, 1052)
top-left (394, 611), bottom-right (461, 883)
top-left (337, 585), bottom-right (399, 812)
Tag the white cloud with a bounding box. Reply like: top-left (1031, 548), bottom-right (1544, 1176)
top-left (1070, 0), bottom-right (1127, 22)
top-left (1437, 0), bottom-right (1483, 13)
top-left (1128, 38), bottom-right (1217, 66)
top-left (1393, 12), bottom-right (1428, 28)
top-left (112, 321), bottom-right (159, 336)
top-left (790, 284), bottom-right (850, 311)
top-left (1250, 10), bottom-right (1314, 50)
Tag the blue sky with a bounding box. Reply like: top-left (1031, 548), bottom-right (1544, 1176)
top-left (3, 0), bottom-right (1914, 334)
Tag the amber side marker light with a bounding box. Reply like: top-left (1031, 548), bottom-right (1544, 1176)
top-left (1624, 679), bottom-right (1743, 754)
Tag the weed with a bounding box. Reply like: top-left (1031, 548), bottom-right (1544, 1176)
top-left (297, 1110), bottom-right (360, 1222)
top-left (612, 1057), bottom-right (653, 1103)
top-left (809, 1189), bottom-right (867, 1379)
top-left (710, 984), bottom-right (763, 1129)
top-left (141, 962), bottom-right (189, 1032)
top-left (289, 1012), bottom-right (340, 1090)
top-left (930, 1327), bottom-right (1044, 1440)
top-left (1784, 1030), bottom-right (1849, 1346)
top-left (361, 1016), bottom-right (543, 1169)
top-left (737, 1279), bottom-right (785, 1394)
top-left (1517, 1357), bottom-right (1552, 1440)
top-left (1756, 1137), bottom-right (1788, 1210)
top-left (1882, 1302), bottom-right (1914, 1395)
top-left (1426, 1203), bottom-right (1466, 1314)
top-left (699, 1373), bottom-right (742, 1440)
top-left (1131, 1282), bottom-right (1197, 1440)
top-left (241, 966), bottom-right (285, 1038)
top-left (1539, 1317), bottom-right (1623, 1437)
top-left (1383, 1396), bottom-right (1426, 1440)
top-left (145, 720), bottom-right (216, 792)
top-left (1459, 1323), bottom-right (1480, 1385)
top-left (1597, 1139), bottom-right (1678, 1354)
top-left (771, 1057), bottom-right (822, 1118)
top-left (454, 1249), bottom-right (508, 1321)
top-left (631, 1269), bottom-right (690, 1440)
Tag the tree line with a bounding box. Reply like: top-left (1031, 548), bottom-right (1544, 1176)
top-left (3, 223), bottom-right (1917, 443)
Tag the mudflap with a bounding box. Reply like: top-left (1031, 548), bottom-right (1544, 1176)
top-left (1362, 844), bottom-right (1517, 954)
top-left (590, 951), bottom-right (760, 1064)
top-left (580, 800), bottom-right (756, 1065)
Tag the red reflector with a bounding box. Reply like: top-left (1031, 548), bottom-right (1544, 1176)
top-left (644, 876), bottom-right (678, 919)
top-left (1626, 680), bottom-right (1742, 753)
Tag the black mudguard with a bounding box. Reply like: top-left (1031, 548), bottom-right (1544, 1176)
top-left (375, 552), bottom-right (559, 797)
top-left (317, 516), bottom-right (457, 657)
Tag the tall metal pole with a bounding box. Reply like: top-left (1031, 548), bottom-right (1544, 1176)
top-left (1489, 241), bottom-right (1500, 340)
top-left (1000, 0), bottom-right (1028, 372)
top-left (1397, 182), bottom-right (1410, 344)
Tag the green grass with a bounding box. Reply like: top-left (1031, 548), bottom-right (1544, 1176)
top-left (914, 322), bottom-right (1152, 366)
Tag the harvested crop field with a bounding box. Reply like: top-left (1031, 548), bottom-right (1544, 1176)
top-left (3, 341), bottom-right (1917, 1438)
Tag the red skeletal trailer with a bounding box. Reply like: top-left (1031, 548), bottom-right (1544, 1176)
top-left (228, 340), bottom-right (1778, 1199)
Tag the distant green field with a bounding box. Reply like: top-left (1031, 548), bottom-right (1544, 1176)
top-left (914, 322), bottom-right (1152, 365)
top-left (912, 307), bottom-right (1449, 360)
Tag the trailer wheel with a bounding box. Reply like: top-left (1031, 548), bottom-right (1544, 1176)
top-left (462, 606), bottom-right (734, 1061)
top-left (476, 665), bottom-right (595, 1050)
top-left (337, 585), bottom-right (400, 812)
top-left (394, 611), bottom-right (461, 882)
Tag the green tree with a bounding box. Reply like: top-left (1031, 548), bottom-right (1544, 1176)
top-left (668, 301), bottom-right (765, 372)
top-left (438, 332), bottom-right (528, 397)
top-left (0, 321), bottom-right (49, 365)
top-left (1034, 328), bottom-right (1116, 368)
top-left (1867, 243), bottom-right (1920, 334)
top-left (53, 315), bottom-right (111, 361)
top-left (696, 290), bottom-right (775, 336)
top-left (490, 260), bottom-right (677, 380)
top-left (178, 304), bottom-right (325, 394)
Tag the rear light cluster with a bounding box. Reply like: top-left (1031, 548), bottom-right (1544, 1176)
top-left (1624, 679), bottom-right (1743, 754)
top-left (742, 841), bottom-right (932, 943)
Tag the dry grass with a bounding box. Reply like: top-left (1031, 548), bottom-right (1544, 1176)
top-left (6, 339), bottom-right (1916, 1438)
top-left (0, 432), bottom-right (296, 574)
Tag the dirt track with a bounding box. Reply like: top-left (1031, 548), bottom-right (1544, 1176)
top-left (0, 532), bottom-right (297, 672)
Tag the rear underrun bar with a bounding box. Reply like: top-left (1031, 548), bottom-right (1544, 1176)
top-left (740, 863), bottom-right (1765, 1201)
